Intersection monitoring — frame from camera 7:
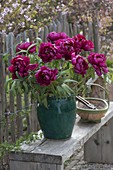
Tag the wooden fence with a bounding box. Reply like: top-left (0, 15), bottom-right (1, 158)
top-left (0, 12), bottom-right (104, 169)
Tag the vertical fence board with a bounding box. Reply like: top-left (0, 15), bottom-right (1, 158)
top-left (24, 94), bottom-right (30, 134)
top-left (81, 22), bottom-right (86, 36)
top-left (0, 33), bottom-right (6, 139)
top-left (48, 23), bottom-right (54, 32)
top-left (44, 26), bottom-right (49, 42)
top-left (16, 95), bottom-right (23, 138)
top-left (69, 23), bottom-right (74, 37)
top-left (39, 28), bottom-right (44, 41)
top-left (72, 22), bottom-right (78, 35)
top-left (28, 29), bottom-right (35, 42)
top-left (7, 33), bottom-right (16, 143)
top-left (92, 11), bottom-right (100, 53)
top-left (3, 33), bottom-right (9, 142)
top-left (0, 33), bottom-right (4, 143)
top-left (30, 99), bottom-right (39, 132)
top-left (55, 19), bottom-right (62, 32)
top-left (0, 32), bottom-right (7, 169)
top-left (16, 34), bottom-right (21, 44)
top-left (88, 21), bottom-right (93, 41)
top-left (61, 14), bottom-right (67, 33)
top-left (52, 21), bottom-right (57, 32)
top-left (21, 31), bottom-right (27, 42)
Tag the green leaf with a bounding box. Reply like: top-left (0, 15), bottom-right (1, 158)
top-left (23, 81), bottom-right (29, 94)
top-left (56, 85), bottom-right (67, 97)
top-left (63, 79), bottom-right (78, 84)
top-left (62, 83), bottom-right (75, 95)
top-left (57, 70), bottom-right (69, 78)
top-left (42, 96), bottom-right (48, 108)
top-left (27, 43), bottom-right (37, 52)
top-left (15, 71), bottom-right (21, 79)
top-left (3, 53), bottom-right (9, 62)
top-left (5, 78), bottom-right (12, 89)
top-left (11, 81), bottom-right (16, 95)
top-left (36, 37), bottom-right (42, 44)
top-left (16, 50), bottom-right (27, 55)
top-left (16, 80), bottom-right (22, 94)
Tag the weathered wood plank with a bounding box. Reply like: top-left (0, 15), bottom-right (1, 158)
top-left (10, 161), bottom-right (31, 170)
top-left (56, 164), bottom-right (64, 170)
top-left (88, 21), bottom-right (93, 41)
top-left (53, 21), bottom-right (57, 32)
top-left (10, 161), bottom-right (62, 170)
top-left (30, 99), bottom-right (39, 132)
top-left (69, 23), bottom-right (73, 37)
top-left (61, 14), bottom-right (67, 33)
top-left (92, 10), bottom-right (100, 53)
top-left (9, 102), bottom-right (113, 166)
top-left (7, 32), bottom-right (16, 142)
top-left (16, 33), bottom-right (21, 44)
top-left (0, 32), bottom-right (5, 143)
top-left (24, 93), bottom-right (30, 134)
top-left (21, 31), bottom-right (27, 42)
top-left (16, 94), bottom-right (23, 137)
top-left (10, 151), bottom-right (62, 164)
top-left (0, 32), bottom-right (6, 170)
top-left (56, 19), bottom-right (62, 32)
top-left (28, 29), bottom-right (35, 42)
top-left (72, 22), bottom-right (78, 35)
top-left (36, 162), bottom-right (57, 170)
top-left (44, 26), bottom-right (49, 42)
top-left (2, 33), bottom-right (9, 142)
top-left (84, 116), bottom-right (113, 163)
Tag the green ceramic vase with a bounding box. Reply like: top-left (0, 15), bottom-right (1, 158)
top-left (37, 96), bottom-right (76, 139)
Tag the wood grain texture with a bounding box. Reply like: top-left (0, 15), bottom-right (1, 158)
top-left (10, 161), bottom-right (63, 170)
top-left (84, 117), bottom-right (113, 163)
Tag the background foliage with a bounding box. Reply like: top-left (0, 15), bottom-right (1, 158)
top-left (0, 0), bottom-right (64, 34)
top-left (1, 0), bottom-right (113, 57)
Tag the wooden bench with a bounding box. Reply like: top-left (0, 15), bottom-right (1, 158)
top-left (9, 102), bottom-right (113, 170)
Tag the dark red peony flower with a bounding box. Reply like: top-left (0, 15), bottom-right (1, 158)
top-left (55, 38), bottom-right (75, 60)
top-left (71, 53), bottom-right (89, 76)
top-left (73, 34), bottom-right (86, 49)
top-left (8, 55), bottom-right (30, 79)
top-left (59, 32), bottom-right (69, 39)
top-left (38, 42), bottom-right (61, 63)
top-left (47, 31), bottom-right (68, 43)
top-left (29, 64), bottom-right (38, 71)
top-left (9, 54), bottom-right (38, 80)
top-left (73, 34), bottom-right (94, 52)
top-left (88, 52), bottom-right (108, 76)
top-left (82, 40), bottom-right (94, 51)
top-left (35, 66), bottom-right (58, 86)
top-left (16, 42), bottom-right (36, 54)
